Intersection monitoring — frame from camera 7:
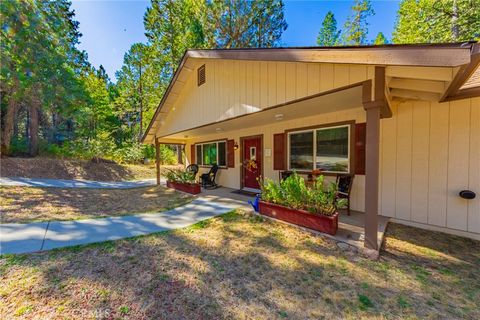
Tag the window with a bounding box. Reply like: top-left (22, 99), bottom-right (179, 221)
top-left (195, 140), bottom-right (226, 167)
top-left (288, 124), bottom-right (350, 173)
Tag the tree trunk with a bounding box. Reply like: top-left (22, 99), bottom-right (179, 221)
top-left (1, 82), bottom-right (19, 155)
top-left (1, 96), bottom-right (17, 155)
top-left (452, 0), bottom-right (459, 41)
top-left (28, 101), bottom-right (40, 156)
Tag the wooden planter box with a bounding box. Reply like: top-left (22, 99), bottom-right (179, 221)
top-left (166, 180), bottom-right (201, 195)
top-left (259, 201), bottom-right (339, 235)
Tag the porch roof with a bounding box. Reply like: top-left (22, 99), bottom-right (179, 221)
top-left (155, 82), bottom-right (366, 144)
top-left (143, 42), bottom-right (480, 144)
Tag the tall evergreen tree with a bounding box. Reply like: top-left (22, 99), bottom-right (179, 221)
top-left (393, 0), bottom-right (480, 43)
top-left (374, 32), bottom-right (388, 44)
top-left (316, 11), bottom-right (341, 46)
top-left (343, 0), bottom-right (375, 45)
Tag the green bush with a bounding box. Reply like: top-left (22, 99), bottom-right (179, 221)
top-left (164, 168), bottom-right (196, 184)
top-left (259, 173), bottom-right (347, 216)
top-left (9, 137), bottom-right (29, 155)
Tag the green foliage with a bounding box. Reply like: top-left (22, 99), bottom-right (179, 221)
top-left (374, 32), bottom-right (388, 44)
top-left (343, 0), bottom-right (375, 45)
top-left (358, 294), bottom-right (374, 310)
top-left (393, 0), bottom-right (480, 44)
top-left (164, 168), bottom-right (196, 184)
top-left (317, 11), bottom-right (341, 46)
top-left (259, 173), bottom-right (347, 216)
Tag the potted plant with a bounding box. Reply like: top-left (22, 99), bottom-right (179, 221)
top-left (165, 168), bottom-right (201, 195)
top-left (258, 173), bottom-right (347, 235)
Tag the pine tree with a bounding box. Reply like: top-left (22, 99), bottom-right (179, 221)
top-left (317, 11), bottom-right (341, 46)
top-left (343, 0), bottom-right (375, 45)
top-left (374, 32), bottom-right (388, 44)
top-left (393, 0), bottom-right (480, 43)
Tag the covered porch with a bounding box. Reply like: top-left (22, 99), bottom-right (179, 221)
top-left (154, 69), bottom-right (391, 252)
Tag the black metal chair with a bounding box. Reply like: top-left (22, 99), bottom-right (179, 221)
top-left (201, 164), bottom-right (219, 189)
top-left (336, 174), bottom-right (354, 215)
top-left (186, 164), bottom-right (199, 181)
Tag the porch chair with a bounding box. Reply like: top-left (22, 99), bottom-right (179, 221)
top-left (186, 164), bottom-right (199, 181)
top-left (200, 164), bottom-right (219, 189)
top-left (336, 174), bottom-right (354, 215)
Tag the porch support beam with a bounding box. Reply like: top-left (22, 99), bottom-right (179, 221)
top-left (362, 66), bottom-right (387, 251)
top-left (155, 138), bottom-right (161, 186)
top-left (363, 102), bottom-right (381, 250)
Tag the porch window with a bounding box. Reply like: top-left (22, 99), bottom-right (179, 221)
top-left (288, 124), bottom-right (350, 173)
top-left (195, 140), bottom-right (227, 167)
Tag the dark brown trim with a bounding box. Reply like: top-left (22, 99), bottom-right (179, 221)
top-left (284, 120), bottom-right (356, 175)
top-left (155, 139), bottom-right (161, 186)
top-left (441, 43), bottom-right (480, 101)
top-left (239, 134), bottom-right (264, 190)
top-left (194, 137), bottom-right (227, 145)
top-left (159, 81), bottom-right (369, 139)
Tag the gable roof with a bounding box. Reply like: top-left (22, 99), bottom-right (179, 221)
top-left (143, 42), bottom-right (479, 144)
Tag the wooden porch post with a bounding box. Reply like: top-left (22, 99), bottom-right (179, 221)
top-left (155, 138), bottom-right (161, 185)
top-left (362, 67), bottom-right (388, 251)
top-left (364, 103), bottom-right (381, 250)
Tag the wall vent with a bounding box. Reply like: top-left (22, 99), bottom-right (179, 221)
top-left (197, 64), bottom-right (206, 86)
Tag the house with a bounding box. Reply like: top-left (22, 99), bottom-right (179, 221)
top-left (142, 42), bottom-right (480, 249)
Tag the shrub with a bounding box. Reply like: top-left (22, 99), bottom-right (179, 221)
top-left (259, 172), bottom-right (347, 216)
top-left (164, 168), bottom-right (196, 184)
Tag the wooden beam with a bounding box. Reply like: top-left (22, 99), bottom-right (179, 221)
top-left (386, 66), bottom-right (453, 82)
top-left (390, 88), bottom-right (441, 101)
top-left (155, 138), bottom-right (161, 185)
top-left (187, 46), bottom-right (471, 67)
top-left (389, 78), bottom-right (446, 93)
top-left (363, 103), bottom-right (381, 251)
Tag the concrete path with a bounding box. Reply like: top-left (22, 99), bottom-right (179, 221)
top-left (0, 177), bottom-right (159, 189)
top-left (0, 195), bottom-right (250, 255)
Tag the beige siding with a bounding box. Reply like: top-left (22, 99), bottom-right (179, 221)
top-left (380, 98), bottom-right (480, 237)
top-left (157, 60), bottom-right (372, 137)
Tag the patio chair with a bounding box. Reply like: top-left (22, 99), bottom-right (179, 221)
top-left (200, 164), bottom-right (219, 189)
top-left (186, 164), bottom-right (199, 181)
top-left (336, 174), bottom-right (354, 215)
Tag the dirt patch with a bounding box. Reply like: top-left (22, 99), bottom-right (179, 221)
top-left (0, 186), bottom-right (193, 223)
top-left (0, 157), bottom-right (182, 181)
top-left (1, 214), bottom-right (478, 319)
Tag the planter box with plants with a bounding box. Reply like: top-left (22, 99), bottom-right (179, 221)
top-left (258, 173), bottom-right (346, 235)
top-left (165, 169), bottom-right (201, 195)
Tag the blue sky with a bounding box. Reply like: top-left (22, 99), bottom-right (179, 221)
top-left (71, 0), bottom-right (400, 81)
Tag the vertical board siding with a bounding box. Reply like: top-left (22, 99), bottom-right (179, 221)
top-left (428, 101), bottom-right (450, 227)
top-left (446, 99), bottom-right (471, 230)
top-left (380, 104), bottom-right (397, 218)
top-left (468, 98), bottom-right (480, 233)
top-left (395, 102), bottom-right (413, 221)
top-left (410, 101), bottom-right (430, 224)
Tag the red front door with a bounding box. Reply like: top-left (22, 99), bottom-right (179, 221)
top-left (243, 136), bottom-right (262, 190)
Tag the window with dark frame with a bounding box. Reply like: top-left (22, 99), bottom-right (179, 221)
top-left (288, 124), bottom-right (350, 173)
top-left (195, 140), bottom-right (227, 167)
top-left (197, 64), bottom-right (206, 86)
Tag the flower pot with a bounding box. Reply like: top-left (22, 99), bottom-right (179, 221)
top-left (258, 201), bottom-right (338, 235)
top-left (166, 180), bottom-right (201, 195)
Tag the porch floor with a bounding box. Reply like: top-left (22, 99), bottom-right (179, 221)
top-left (200, 187), bottom-right (389, 254)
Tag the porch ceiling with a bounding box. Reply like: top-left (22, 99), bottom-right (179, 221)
top-left (161, 84), bottom-right (364, 141)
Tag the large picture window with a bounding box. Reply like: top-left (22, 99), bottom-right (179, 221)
top-left (288, 124), bottom-right (350, 173)
top-left (195, 140), bottom-right (227, 167)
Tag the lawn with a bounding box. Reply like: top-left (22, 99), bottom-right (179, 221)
top-left (0, 186), bottom-right (193, 224)
top-left (1, 211), bottom-right (478, 319)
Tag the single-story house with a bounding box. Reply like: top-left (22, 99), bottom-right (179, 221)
top-left (142, 42), bottom-right (480, 249)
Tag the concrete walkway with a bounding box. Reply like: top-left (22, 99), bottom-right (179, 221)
top-left (0, 177), bottom-right (159, 189)
top-left (0, 194), bottom-right (250, 255)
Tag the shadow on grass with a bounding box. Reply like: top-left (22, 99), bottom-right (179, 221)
top-left (1, 214), bottom-right (479, 319)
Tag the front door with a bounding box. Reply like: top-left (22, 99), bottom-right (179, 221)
top-left (242, 136), bottom-right (262, 190)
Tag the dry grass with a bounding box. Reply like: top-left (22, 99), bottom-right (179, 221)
top-left (0, 186), bottom-right (193, 223)
top-left (0, 157), bottom-right (183, 181)
top-left (1, 212), bottom-right (478, 319)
